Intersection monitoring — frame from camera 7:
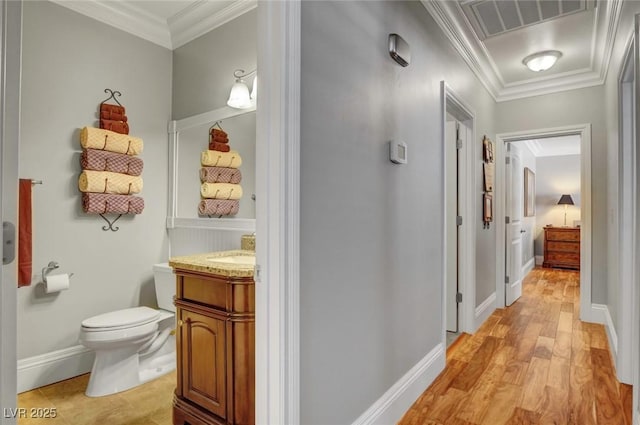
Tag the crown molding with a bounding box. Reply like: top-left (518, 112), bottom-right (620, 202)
top-left (49, 0), bottom-right (257, 50)
top-left (422, 0), bottom-right (622, 102)
top-left (50, 0), bottom-right (172, 48)
top-left (170, 0), bottom-right (257, 49)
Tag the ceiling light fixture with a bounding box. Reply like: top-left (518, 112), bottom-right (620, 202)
top-left (522, 50), bottom-right (562, 72)
top-left (227, 69), bottom-right (257, 109)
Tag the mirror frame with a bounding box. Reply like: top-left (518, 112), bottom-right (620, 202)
top-left (167, 104), bottom-right (256, 231)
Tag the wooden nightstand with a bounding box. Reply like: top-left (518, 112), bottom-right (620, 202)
top-left (543, 226), bottom-right (580, 270)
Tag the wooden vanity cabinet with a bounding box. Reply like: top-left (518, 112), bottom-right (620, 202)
top-left (173, 269), bottom-right (255, 425)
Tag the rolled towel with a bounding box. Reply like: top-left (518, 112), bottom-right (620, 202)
top-left (200, 182), bottom-right (243, 200)
top-left (210, 128), bottom-right (228, 138)
top-left (208, 141), bottom-right (230, 152)
top-left (100, 110), bottom-right (127, 122)
top-left (80, 127), bottom-right (143, 155)
top-left (81, 149), bottom-right (143, 176)
top-left (201, 150), bottom-right (242, 168)
top-left (198, 199), bottom-right (239, 216)
top-left (100, 103), bottom-right (125, 115)
top-left (210, 134), bottom-right (229, 144)
top-left (82, 193), bottom-right (144, 214)
top-left (200, 167), bottom-right (242, 184)
top-left (78, 170), bottom-right (143, 195)
top-left (100, 119), bottom-right (129, 135)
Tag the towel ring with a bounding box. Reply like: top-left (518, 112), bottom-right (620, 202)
top-left (100, 88), bottom-right (123, 107)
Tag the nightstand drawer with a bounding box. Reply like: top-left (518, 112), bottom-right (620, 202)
top-left (546, 252), bottom-right (580, 265)
top-left (547, 241), bottom-right (580, 253)
top-left (546, 229), bottom-right (580, 242)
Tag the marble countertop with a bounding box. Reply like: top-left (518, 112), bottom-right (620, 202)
top-left (169, 250), bottom-right (255, 278)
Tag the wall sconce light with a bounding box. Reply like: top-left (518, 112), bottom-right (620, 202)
top-left (227, 69), bottom-right (257, 109)
top-left (557, 194), bottom-right (574, 226)
top-left (522, 50), bottom-right (562, 72)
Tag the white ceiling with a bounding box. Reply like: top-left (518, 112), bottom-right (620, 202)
top-left (50, 0), bottom-right (256, 50)
top-left (421, 0), bottom-right (623, 101)
top-left (52, 0), bottom-right (622, 102)
top-left (521, 135), bottom-right (581, 157)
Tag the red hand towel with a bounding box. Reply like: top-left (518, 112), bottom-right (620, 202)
top-left (18, 179), bottom-right (32, 287)
top-left (210, 134), bottom-right (229, 144)
top-left (100, 119), bottom-right (129, 135)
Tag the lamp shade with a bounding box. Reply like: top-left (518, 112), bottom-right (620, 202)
top-left (557, 194), bottom-right (574, 205)
top-left (250, 75), bottom-right (257, 101)
top-left (227, 80), bottom-right (252, 109)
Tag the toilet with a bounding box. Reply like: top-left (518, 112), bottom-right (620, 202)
top-left (79, 263), bottom-right (176, 397)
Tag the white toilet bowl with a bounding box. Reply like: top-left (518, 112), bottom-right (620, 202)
top-left (79, 263), bottom-right (176, 397)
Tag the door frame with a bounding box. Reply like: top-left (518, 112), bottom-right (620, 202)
top-left (255, 1), bottom-right (301, 424)
top-left (1, 0), bottom-right (22, 420)
top-left (617, 31), bottom-right (635, 387)
top-left (441, 81), bottom-right (476, 339)
top-left (494, 124), bottom-right (592, 320)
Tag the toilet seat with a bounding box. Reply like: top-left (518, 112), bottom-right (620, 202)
top-left (82, 306), bottom-right (160, 332)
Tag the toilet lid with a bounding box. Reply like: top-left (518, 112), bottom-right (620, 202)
top-left (81, 306), bottom-right (160, 330)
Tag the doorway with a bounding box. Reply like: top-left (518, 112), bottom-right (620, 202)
top-left (495, 125), bottom-right (592, 319)
top-left (502, 136), bottom-right (582, 307)
top-left (441, 82), bottom-right (476, 346)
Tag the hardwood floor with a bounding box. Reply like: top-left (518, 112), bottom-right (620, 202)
top-left (399, 267), bottom-right (632, 425)
top-left (17, 372), bottom-right (174, 424)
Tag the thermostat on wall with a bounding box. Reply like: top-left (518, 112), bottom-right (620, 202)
top-left (389, 140), bottom-right (408, 164)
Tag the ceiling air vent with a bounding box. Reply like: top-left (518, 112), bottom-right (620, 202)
top-left (459, 0), bottom-right (596, 40)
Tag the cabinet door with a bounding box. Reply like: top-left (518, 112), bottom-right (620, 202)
top-left (179, 308), bottom-right (227, 419)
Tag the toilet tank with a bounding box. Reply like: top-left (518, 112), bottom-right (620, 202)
top-left (153, 263), bottom-right (176, 313)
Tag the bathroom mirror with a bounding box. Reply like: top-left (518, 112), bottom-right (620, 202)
top-left (168, 105), bottom-right (256, 231)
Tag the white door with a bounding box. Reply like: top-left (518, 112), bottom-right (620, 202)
top-left (505, 144), bottom-right (523, 306)
top-left (445, 120), bottom-right (458, 332)
top-left (1, 0), bottom-right (21, 418)
top-left (445, 119), bottom-right (468, 332)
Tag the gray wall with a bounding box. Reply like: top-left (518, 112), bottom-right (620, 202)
top-left (601, 0), bottom-right (640, 340)
top-left (300, 2), bottom-right (495, 423)
top-left (533, 155), bottom-right (581, 256)
top-left (171, 10), bottom-right (257, 251)
top-left (18, 2), bottom-right (172, 359)
top-left (495, 85), bottom-right (607, 303)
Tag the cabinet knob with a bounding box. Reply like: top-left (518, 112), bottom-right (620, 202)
top-left (178, 320), bottom-right (184, 327)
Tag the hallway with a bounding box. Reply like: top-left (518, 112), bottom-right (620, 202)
top-left (399, 268), bottom-right (632, 425)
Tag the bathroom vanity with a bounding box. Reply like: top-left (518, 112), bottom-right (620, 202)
top-left (169, 250), bottom-right (255, 425)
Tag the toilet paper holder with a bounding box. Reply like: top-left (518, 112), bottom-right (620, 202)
top-left (42, 261), bottom-right (74, 282)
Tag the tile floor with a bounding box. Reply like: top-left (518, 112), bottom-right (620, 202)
top-left (17, 372), bottom-right (174, 425)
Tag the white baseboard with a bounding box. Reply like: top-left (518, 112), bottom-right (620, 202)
top-left (17, 345), bottom-right (94, 393)
top-left (474, 292), bottom-right (497, 332)
top-left (522, 258), bottom-right (535, 275)
top-left (590, 303), bottom-right (618, 359)
top-left (351, 343), bottom-right (445, 425)
top-left (535, 255), bottom-right (544, 266)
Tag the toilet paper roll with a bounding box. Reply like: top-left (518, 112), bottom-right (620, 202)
top-left (44, 273), bottom-right (70, 293)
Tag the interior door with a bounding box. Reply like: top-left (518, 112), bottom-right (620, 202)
top-left (1, 0), bottom-right (22, 418)
top-left (445, 120), bottom-right (458, 332)
top-left (505, 144), bottom-right (523, 306)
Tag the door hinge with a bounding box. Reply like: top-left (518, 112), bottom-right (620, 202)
top-left (456, 139), bottom-right (463, 150)
top-left (505, 156), bottom-right (511, 165)
top-left (456, 215), bottom-right (463, 226)
top-left (254, 264), bottom-right (261, 282)
top-left (2, 222), bottom-right (16, 265)
top-left (505, 216), bottom-right (511, 224)
top-left (456, 292), bottom-right (463, 303)
top-left (505, 276), bottom-right (510, 284)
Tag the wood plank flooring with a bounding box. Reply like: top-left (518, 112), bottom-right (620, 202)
top-left (399, 267), bottom-right (632, 425)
